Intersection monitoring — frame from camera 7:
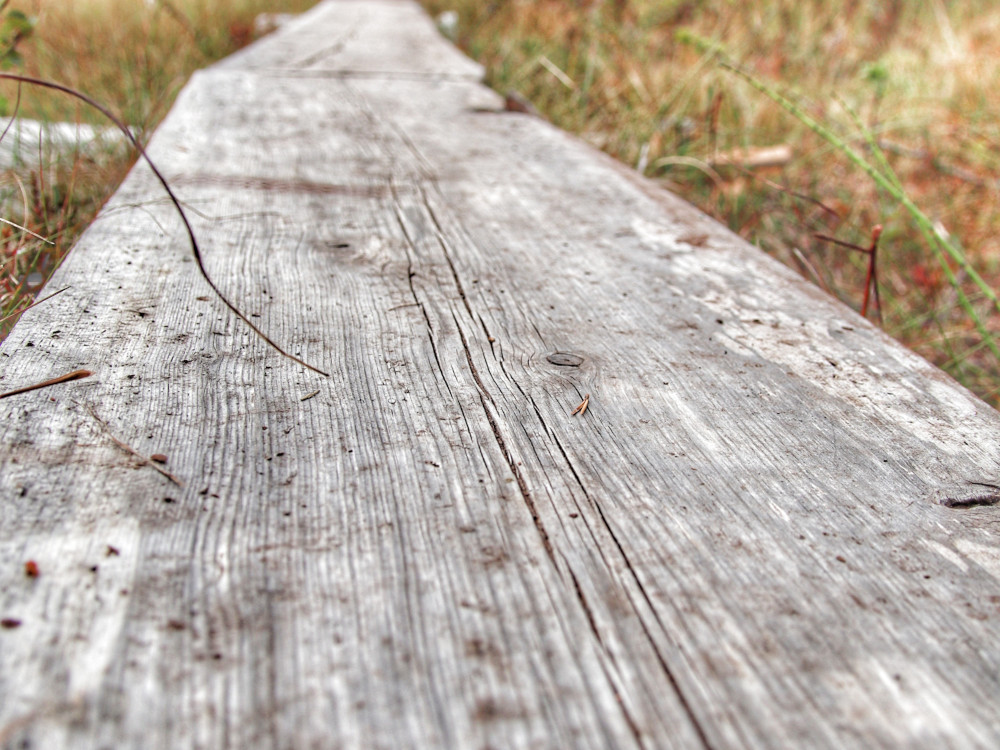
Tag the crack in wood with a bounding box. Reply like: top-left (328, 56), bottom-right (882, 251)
top-left (942, 495), bottom-right (1000, 509)
top-left (940, 482), bottom-right (1000, 508)
top-left (565, 562), bottom-right (648, 749)
top-left (477, 313), bottom-right (496, 357)
top-left (453, 318), bottom-right (555, 564)
top-left (390, 183), bottom-right (453, 400)
top-left (515, 379), bottom-right (712, 746)
top-left (171, 173), bottom-right (389, 197)
top-left (407, 261), bottom-right (451, 397)
top-left (420, 186), bottom-right (477, 323)
top-left (547, 433), bottom-right (715, 748)
top-left (454, 313), bottom-right (496, 407)
top-left (389, 166), bottom-right (557, 570)
top-left (477, 389), bottom-right (555, 566)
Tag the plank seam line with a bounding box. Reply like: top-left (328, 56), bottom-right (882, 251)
top-left (242, 69), bottom-right (483, 83)
top-left (292, 33), bottom-right (353, 68)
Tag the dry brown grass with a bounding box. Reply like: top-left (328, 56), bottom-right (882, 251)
top-left (13, 0), bottom-right (318, 125)
top-left (423, 0), bottom-right (1000, 402)
top-left (0, 0), bottom-right (319, 335)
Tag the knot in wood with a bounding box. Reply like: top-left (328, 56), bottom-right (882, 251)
top-left (546, 352), bottom-right (584, 367)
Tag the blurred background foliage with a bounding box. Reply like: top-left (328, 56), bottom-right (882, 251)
top-left (0, 0), bottom-right (319, 335)
top-left (423, 0), bottom-right (1000, 403)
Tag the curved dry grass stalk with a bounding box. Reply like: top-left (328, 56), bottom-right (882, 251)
top-left (0, 72), bottom-right (330, 377)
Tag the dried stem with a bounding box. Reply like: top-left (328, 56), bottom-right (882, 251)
top-left (815, 224), bottom-right (883, 323)
top-left (0, 72), bottom-right (330, 377)
top-left (83, 402), bottom-right (185, 487)
top-left (0, 366), bottom-right (90, 398)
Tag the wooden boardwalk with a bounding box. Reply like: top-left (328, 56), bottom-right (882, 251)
top-left (3, 1), bottom-right (1000, 747)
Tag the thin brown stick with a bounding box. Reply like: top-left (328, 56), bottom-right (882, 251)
top-left (0, 285), bottom-right (67, 325)
top-left (0, 216), bottom-right (53, 244)
top-left (726, 158), bottom-right (842, 221)
top-left (0, 72), bottom-right (329, 377)
top-left (0, 367), bottom-right (90, 399)
top-left (83, 403), bottom-right (185, 487)
top-left (814, 233), bottom-right (869, 253)
top-left (814, 225), bottom-right (883, 323)
top-left (861, 225), bottom-right (883, 324)
top-left (0, 78), bottom-right (21, 148)
top-left (790, 247), bottom-right (831, 294)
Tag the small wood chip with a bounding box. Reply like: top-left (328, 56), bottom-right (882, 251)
top-left (300, 390), bottom-right (320, 402)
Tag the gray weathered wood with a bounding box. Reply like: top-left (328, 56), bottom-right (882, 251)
top-left (3, 1), bottom-right (1000, 747)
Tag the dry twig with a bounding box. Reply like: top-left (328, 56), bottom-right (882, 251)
top-left (0, 367), bottom-right (90, 399)
top-left (0, 72), bottom-right (329, 377)
top-left (0, 286), bottom-right (68, 325)
top-left (815, 225), bottom-right (883, 323)
top-left (83, 403), bottom-right (185, 487)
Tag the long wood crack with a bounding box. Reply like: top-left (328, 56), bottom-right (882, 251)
top-left (566, 563), bottom-right (647, 749)
top-left (391, 184), bottom-right (452, 397)
top-left (549, 432), bottom-right (715, 749)
top-left (454, 318), bottom-right (555, 565)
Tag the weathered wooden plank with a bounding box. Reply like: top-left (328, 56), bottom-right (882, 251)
top-left (2, 1), bottom-right (1000, 748)
top-left (216, 0), bottom-right (483, 79)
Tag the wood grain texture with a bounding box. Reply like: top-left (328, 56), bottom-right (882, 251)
top-left (216, 0), bottom-right (484, 80)
top-left (3, 1), bottom-right (1000, 747)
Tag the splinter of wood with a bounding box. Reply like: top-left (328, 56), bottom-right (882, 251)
top-left (0, 369), bottom-right (92, 399)
top-left (572, 393), bottom-right (590, 416)
top-left (83, 403), bottom-right (185, 488)
top-left (0, 73), bottom-right (329, 378)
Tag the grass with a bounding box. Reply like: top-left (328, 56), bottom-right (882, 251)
top-left (420, 0), bottom-right (1000, 404)
top-left (0, 0), bottom-right (319, 336)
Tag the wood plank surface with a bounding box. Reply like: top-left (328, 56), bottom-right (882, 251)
top-left (3, 1), bottom-right (1000, 747)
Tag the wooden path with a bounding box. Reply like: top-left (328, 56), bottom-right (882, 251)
top-left (3, 1), bottom-right (1000, 747)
